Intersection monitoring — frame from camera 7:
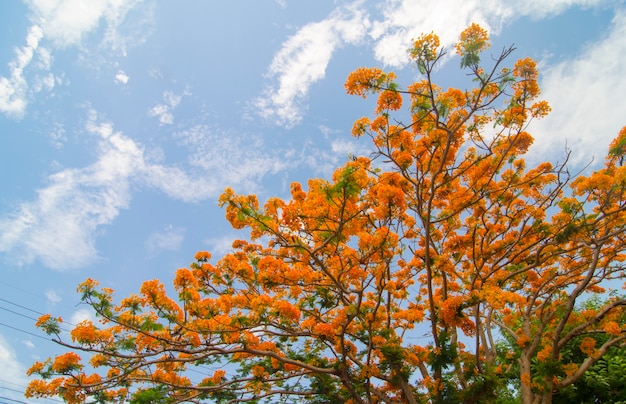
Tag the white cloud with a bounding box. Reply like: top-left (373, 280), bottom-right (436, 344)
top-left (0, 25), bottom-right (44, 118)
top-left (0, 110), bottom-right (294, 269)
top-left (0, 0), bottom-right (151, 118)
top-left (49, 121), bottom-right (67, 148)
top-left (369, 0), bottom-right (607, 67)
top-left (25, 0), bottom-right (150, 51)
top-left (370, 0), bottom-right (499, 67)
top-left (0, 114), bottom-right (140, 269)
top-left (115, 70), bottom-right (129, 84)
top-left (148, 89), bottom-right (190, 125)
top-left (203, 235), bottom-right (238, 257)
top-left (529, 8), bottom-right (626, 165)
top-left (254, 0), bottom-right (606, 127)
top-left (513, 0), bottom-right (607, 18)
top-left (174, 124), bottom-right (291, 193)
top-left (331, 138), bottom-right (365, 156)
top-left (70, 308), bottom-right (95, 325)
top-left (145, 225), bottom-right (185, 255)
top-left (45, 289), bottom-right (62, 304)
top-left (0, 334), bottom-right (28, 401)
top-left (254, 3), bottom-right (371, 127)
top-left (141, 164), bottom-right (221, 202)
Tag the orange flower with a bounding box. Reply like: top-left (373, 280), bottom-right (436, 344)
top-left (516, 334), bottom-right (531, 348)
top-left (51, 352), bottom-right (82, 373)
top-left (410, 32), bottom-right (440, 61)
top-left (375, 90), bottom-right (403, 113)
top-left (273, 300), bottom-right (301, 322)
top-left (604, 321), bottom-right (621, 336)
top-left (174, 268), bottom-right (199, 290)
top-left (251, 365), bottom-right (266, 378)
top-left (579, 337), bottom-right (596, 356)
top-left (211, 369), bottom-right (226, 384)
top-left (455, 23), bottom-right (490, 57)
top-left (35, 314), bottom-right (52, 327)
top-left (195, 251), bottom-right (211, 261)
top-left (313, 323), bottom-right (335, 339)
top-left (26, 361), bottom-right (47, 376)
top-left (537, 345), bottom-right (552, 362)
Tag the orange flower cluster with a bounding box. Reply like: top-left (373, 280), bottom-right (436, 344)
top-left (344, 67), bottom-right (394, 97)
top-left (455, 23), bottom-right (490, 56)
top-left (50, 352), bottom-right (82, 373)
top-left (579, 337), bottom-right (597, 356)
top-left (411, 32), bottom-right (440, 61)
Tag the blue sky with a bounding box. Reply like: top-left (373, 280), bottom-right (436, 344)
top-left (0, 0), bottom-right (624, 401)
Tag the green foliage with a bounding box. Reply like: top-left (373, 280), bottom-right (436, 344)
top-left (554, 345), bottom-right (626, 404)
top-left (130, 386), bottom-right (175, 404)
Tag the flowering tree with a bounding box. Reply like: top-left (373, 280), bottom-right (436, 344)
top-left (27, 25), bottom-right (626, 404)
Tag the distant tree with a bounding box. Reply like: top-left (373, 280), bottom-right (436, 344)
top-left (27, 24), bottom-right (626, 404)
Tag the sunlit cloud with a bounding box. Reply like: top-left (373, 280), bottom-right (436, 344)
top-left (370, 0), bottom-right (607, 67)
top-left (528, 8), bottom-right (626, 166)
top-left (70, 308), bottom-right (95, 325)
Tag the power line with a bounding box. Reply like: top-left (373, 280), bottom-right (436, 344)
top-left (0, 297), bottom-right (75, 331)
top-left (0, 299), bottom-right (45, 317)
top-left (0, 322), bottom-right (51, 342)
top-left (0, 306), bottom-right (39, 323)
top-left (0, 384), bottom-right (63, 404)
top-left (0, 280), bottom-right (84, 313)
top-left (0, 386), bottom-right (29, 404)
top-left (0, 395), bottom-right (28, 404)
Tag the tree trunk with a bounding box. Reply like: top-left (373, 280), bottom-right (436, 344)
top-left (519, 354), bottom-right (533, 404)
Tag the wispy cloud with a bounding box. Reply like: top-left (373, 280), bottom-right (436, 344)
top-left (0, 111), bottom-right (293, 270)
top-left (203, 234), bottom-right (238, 257)
top-left (149, 89), bottom-right (190, 125)
top-left (26, 0), bottom-right (152, 51)
top-left (0, 112), bottom-right (140, 269)
top-left (0, 0), bottom-right (152, 118)
top-left (256, 0), bottom-right (612, 128)
top-left (145, 225), bottom-right (185, 255)
top-left (254, 3), bottom-right (371, 127)
top-left (370, 0), bottom-right (607, 67)
top-left (174, 124), bottom-right (292, 193)
top-left (45, 289), bottom-right (62, 304)
top-left (0, 25), bottom-right (45, 118)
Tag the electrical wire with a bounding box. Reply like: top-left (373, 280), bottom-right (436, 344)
top-left (0, 298), bottom-right (46, 317)
top-left (0, 395), bottom-right (29, 404)
top-left (0, 322), bottom-right (51, 342)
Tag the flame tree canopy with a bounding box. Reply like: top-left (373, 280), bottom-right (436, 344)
top-left (27, 24), bottom-right (626, 404)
